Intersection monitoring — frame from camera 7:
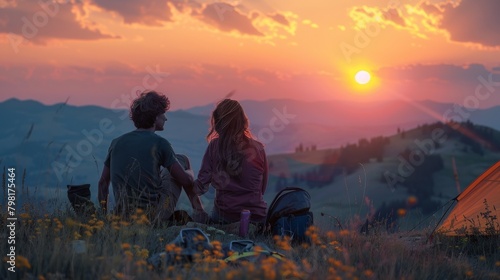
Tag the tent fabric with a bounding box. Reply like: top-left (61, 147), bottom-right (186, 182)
top-left (438, 161), bottom-right (500, 236)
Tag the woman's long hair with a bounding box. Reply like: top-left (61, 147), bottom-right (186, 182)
top-left (207, 99), bottom-right (253, 176)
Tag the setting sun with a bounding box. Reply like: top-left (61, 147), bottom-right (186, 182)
top-left (355, 70), bottom-right (371, 85)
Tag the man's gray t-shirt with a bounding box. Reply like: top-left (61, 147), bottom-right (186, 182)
top-left (104, 130), bottom-right (177, 210)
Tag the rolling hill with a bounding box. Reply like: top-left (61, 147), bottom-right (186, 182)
top-left (265, 122), bottom-right (500, 230)
top-left (1, 98), bottom-right (499, 218)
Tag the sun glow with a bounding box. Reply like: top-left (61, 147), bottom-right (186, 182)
top-left (355, 70), bottom-right (371, 85)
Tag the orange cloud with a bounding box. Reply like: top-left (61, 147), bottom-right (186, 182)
top-left (348, 0), bottom-right (500, 48)
top-left (383, 7), bottom-right (406, 27)
top-left (348, 5), bottom-right (426, 38)
top-left (437, 0), bottom-right (500, 47)
top-left (377, 63), bottom-right (497, 83)
top-left (267, 12), bottom-right (289, 26)
top-left (91, 0), bottom-right (175, 26)
top-left (188, 2), bottom-right (298, 42)
top-left (192, 2), bottom-right (263, 36)
top-left (0, 62), bottom-right (344, 109)
top-left (0, 0), bottom-right (117, 43)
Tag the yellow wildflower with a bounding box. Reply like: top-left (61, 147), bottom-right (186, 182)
top-left (20, 213), bottom-right (30, 219)
top-left (397, 208), bottom-right (407, 217)
top-left (121, 243), bottom-right (131, 250)
top-left (364, 269), bottom-right (374, 277)
top-left (17, 255), bottom-right (31, 269)
top-left (124, 250), bottom-right (133, 262)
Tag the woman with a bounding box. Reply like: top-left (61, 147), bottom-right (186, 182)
top-left (194, 99), bottom-right (268, 224)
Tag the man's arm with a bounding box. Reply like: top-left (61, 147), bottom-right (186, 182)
top-left (98, 165), bottom-right (111, 213)
top-left (169, 161), bottom-right (194, 187)
top-left (192, 144), bottom-right (212, 196)
top-left (169, 162), bottom-right (205, 211)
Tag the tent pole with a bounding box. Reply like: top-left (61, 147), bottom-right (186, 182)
top-left (405, 199), bottom-right (453, 234)
top-left (426, 198), bottom-right (458, 243)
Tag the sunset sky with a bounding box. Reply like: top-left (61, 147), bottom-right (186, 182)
top-left (1, 0), bottom-right (499, 110)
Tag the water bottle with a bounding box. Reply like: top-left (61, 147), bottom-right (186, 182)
top-left (239, 209), bottom-right (251, 237)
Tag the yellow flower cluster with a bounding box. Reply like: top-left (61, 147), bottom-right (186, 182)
top-left (260, 255), bottom-right (279, 279)
top-left (273, 235), bottom-right (292, 251)
top-left (16, 255), bottom-right (31, 269)
top-left (12, 204), bottom-right (495, 280)
top-left (305, 225), bottom-right (321, 245)
top-left (130, 209), bottom-right (150, 225)
top-left (65, 215), bottom-right (106, 240)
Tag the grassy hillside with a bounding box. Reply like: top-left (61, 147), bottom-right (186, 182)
top-left (1, 204), bottom-right (499, 279)
top-left (266, 121), bottom-right (500, 231)
top-left (1, 121), bottom-right (499, 279)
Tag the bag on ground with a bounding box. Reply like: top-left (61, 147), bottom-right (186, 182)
top-left (266, 187), bottom-right (314, 244)
top-left (67, 184), bottom-right (96, 216)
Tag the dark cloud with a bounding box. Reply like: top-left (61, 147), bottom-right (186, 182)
top-left (92, 0), bottom-right (175, 26)
top-left (268, 12), bottom-right (289, 26)
top-left (92, 0), bottom-right (264, 35)
top-left (0, 0), bottom-right (117, 43)
top-left (193, 2), bottom-right (263, 36)
top-left (426, 0), bottom-right (500, 47)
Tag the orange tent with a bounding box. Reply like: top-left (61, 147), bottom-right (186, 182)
top-left (437, 161), bottom-right (500, 236)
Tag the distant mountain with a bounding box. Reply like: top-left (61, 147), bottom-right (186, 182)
top-left (187, 98), bottom-right (500, 131)
top-left (1, 97), bottom-right (499, 207)
top-left (0, 98), bottom-right (209, 201)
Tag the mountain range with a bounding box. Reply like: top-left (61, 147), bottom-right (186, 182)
top-left (1, 97), bottom-right (499, 205)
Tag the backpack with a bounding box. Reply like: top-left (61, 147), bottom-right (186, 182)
top-left (266, 187), bottom-right (314, 244)
top-left (67, 184), bottom-right (96, 217)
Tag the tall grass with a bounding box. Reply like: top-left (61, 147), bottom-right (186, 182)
top-left (1, 166), bottom-right (499, 280)
top-left (1, 203), bottom-right (499, 279)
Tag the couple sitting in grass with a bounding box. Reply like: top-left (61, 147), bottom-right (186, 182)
top-left (98, 91), bottom-right (268, 226)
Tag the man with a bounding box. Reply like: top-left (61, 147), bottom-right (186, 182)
top-left (98, 91), bottom-right (207, 224)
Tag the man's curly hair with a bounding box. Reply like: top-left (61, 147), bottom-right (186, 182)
top-left (130, 91), bottom-right (170, 129)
